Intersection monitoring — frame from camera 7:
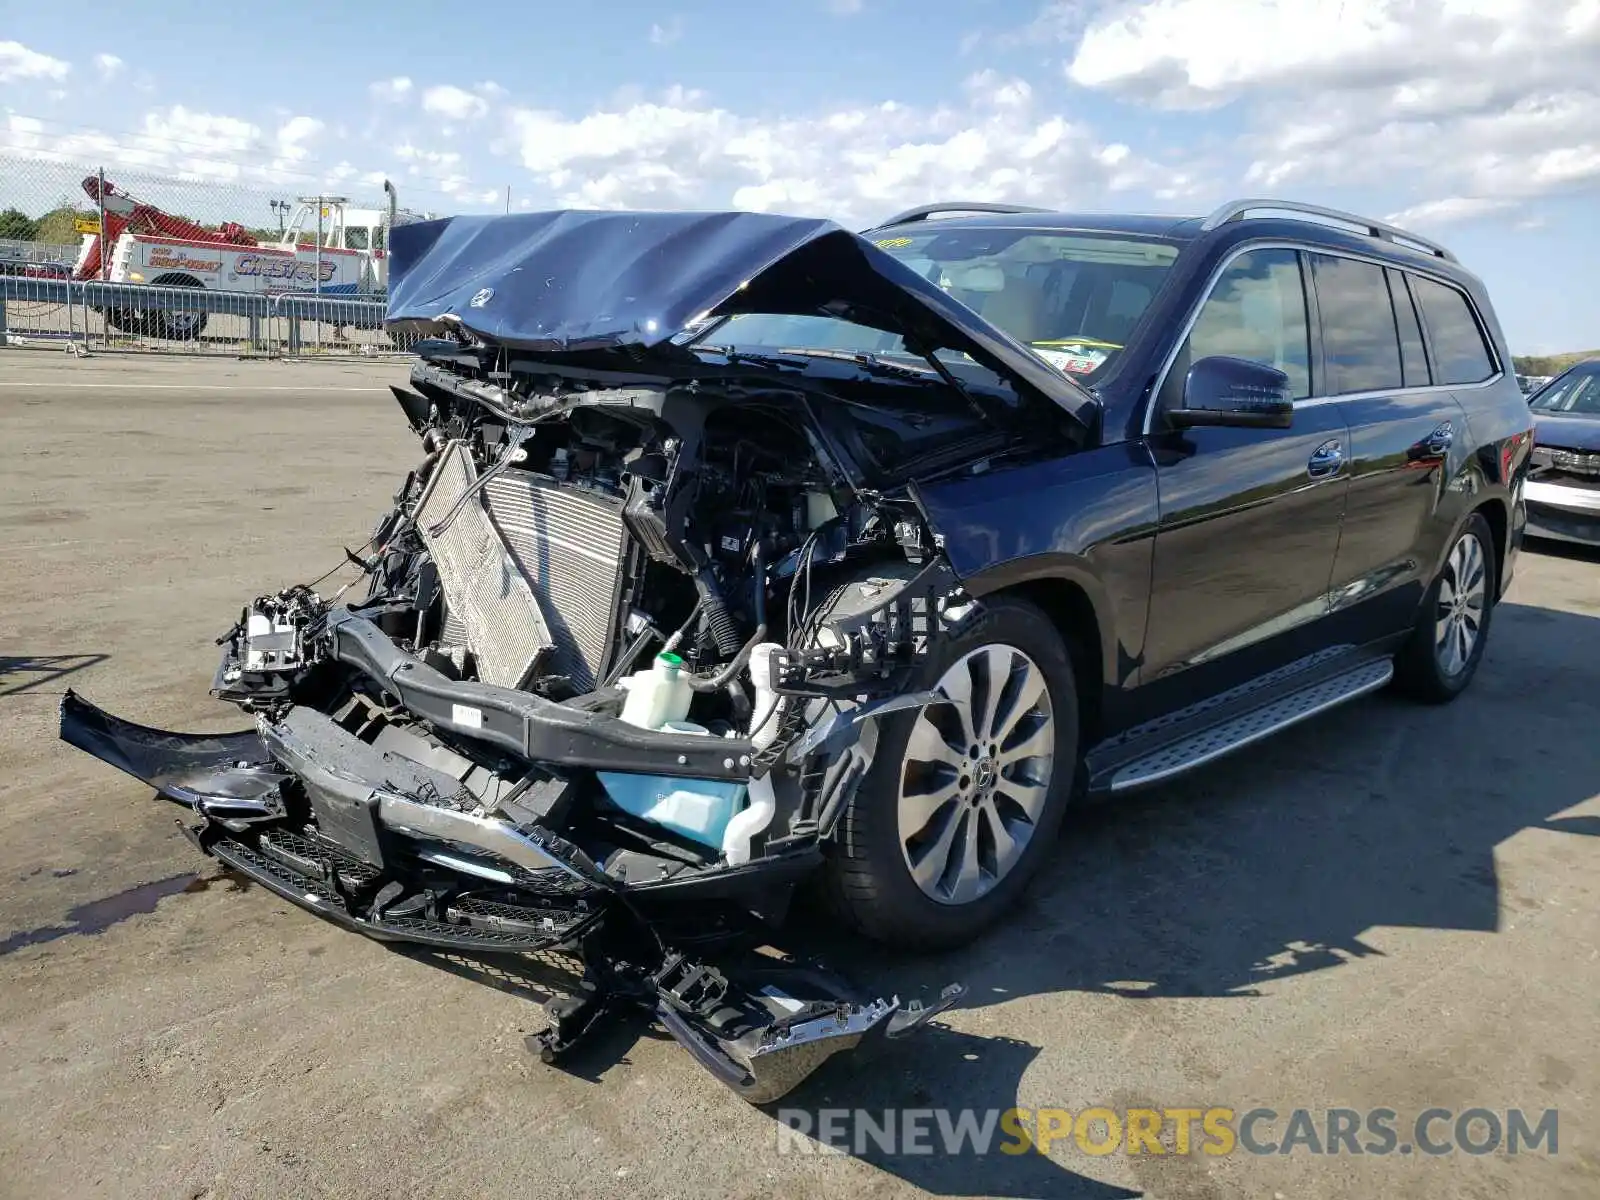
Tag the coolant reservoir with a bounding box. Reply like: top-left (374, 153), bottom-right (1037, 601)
top-left (618, 652), bottom-right (693, 730)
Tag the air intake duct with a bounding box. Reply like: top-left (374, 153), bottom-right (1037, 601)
top-left (695, 566), bottom-right (743, 658)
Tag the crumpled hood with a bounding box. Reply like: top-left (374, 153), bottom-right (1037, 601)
top-left (1533, 411), bottom-right (1600, 452)
top-left (384, 209), bottom-right (1097, 427)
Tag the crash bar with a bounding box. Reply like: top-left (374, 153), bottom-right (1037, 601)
top-left (1199, 198), bottom-right (1459, 263)
top-left (865, 201), bottom-right (1053, 231)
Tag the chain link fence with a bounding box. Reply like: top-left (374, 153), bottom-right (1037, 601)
top-left (1, 153), bottom-right (429, 358)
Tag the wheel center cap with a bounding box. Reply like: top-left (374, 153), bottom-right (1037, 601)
top-left (974, 757), bottom-right (996, 790)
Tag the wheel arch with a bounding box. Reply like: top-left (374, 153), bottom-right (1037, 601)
top-left (149, 272), bottom-right (205, 289)
top-left (964, 563), bottom-right (1110, 747)
top-left (1471, 495), bottom-right (1509, 598)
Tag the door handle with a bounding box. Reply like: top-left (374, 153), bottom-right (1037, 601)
top-left (1425, 421), bottom-right (1454, 456)
top-left (1307, 440), bottom-right (1345, 479)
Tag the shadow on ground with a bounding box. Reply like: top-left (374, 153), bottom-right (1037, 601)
top-left (0, 653), bottom-right (108, 697)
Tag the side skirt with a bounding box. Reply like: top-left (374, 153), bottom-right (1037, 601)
top-left (1086, 646), bottom-right (1397, 795)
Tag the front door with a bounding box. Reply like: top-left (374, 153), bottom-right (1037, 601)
top-left (1140, 246), bottom-right (1351, 699)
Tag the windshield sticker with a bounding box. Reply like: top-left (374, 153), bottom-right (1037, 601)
top-left (1034, 345), bottom-right (1111, 375)
top-left (1033, 337), bottom-right (1124, 351)
top-left (874, 236), bottom-right (914, 249)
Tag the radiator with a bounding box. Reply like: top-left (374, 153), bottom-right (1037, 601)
top-left (415, 442), bottom-right (553, 689)
top-left (482, 470), bottom-right (629, 693)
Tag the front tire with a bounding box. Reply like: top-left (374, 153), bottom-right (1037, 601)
top-left (1392, 512), bottom-right (1497, 704)
top-left (821, 595), bottom-right (1079, 950)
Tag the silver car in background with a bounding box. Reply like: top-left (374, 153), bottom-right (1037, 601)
top-left (1525, 361), bottom-right (1600, 547)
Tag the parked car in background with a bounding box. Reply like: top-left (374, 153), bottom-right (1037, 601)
top-left (1525, 360), bottom-right (1600, 546)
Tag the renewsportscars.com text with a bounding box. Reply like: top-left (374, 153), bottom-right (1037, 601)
top-left (775, 1106), bottom-right (1559, 1158)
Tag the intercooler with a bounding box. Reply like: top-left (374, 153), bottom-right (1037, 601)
top-left (422, 445), bottom-right (630, 695)
top-left (481, 469), bottom-right (630, 694)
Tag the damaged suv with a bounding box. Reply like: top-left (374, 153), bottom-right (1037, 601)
top-left (64, 198), bottom-right (1534, 1101)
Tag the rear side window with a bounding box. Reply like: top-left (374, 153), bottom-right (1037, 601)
top-left (1310, 254), bottom-right (1402, 394)
top-left (1410, 275), bottom-right (1496, 385)
top-left (1183, 248), bottom-right (1312, 399)
top-left (1387, 269), bottom-right (1431, 387)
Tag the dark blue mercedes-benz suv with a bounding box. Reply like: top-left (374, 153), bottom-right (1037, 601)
top-left (63, 197), bottom-right (1536, 1101)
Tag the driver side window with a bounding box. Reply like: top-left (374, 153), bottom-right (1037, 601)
top-left (1168, 248), bottom-right (1313, 404)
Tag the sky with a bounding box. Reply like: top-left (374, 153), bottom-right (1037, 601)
top-left (1, 0), bottom-right (1597, 353)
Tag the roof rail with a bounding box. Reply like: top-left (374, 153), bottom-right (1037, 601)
top-left (1200, 198), bottom-right (1458, 263)
top-left (864, 201), bottom-right (1053, 232)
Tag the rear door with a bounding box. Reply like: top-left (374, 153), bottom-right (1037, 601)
top-left (1324, 258), bottom-right (1478, 638)
top-left (1141, 246), bottom-right (1351, 696)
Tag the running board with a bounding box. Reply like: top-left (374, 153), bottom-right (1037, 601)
top-left (1105, 657), bottom-right (1394, 792)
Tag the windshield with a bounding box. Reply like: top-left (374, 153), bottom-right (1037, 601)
top-left (1530, 366), bottom-right (1600, 415)
top-left (690, 226), bottom-right (1181, 384)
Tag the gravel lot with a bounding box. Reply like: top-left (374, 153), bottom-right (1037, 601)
top-left (2, 352), bottom-right (1596, 1200)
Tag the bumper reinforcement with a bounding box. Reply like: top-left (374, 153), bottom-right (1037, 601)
top-left (325, 607), bottom-right (756, 782)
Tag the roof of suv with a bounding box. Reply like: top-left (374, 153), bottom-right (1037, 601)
top-left (872, 210), bottom-right (1208, 241)
top-left (865, 198), bottom-right (1462, 268)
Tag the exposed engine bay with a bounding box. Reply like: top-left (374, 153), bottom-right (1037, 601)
top-left (61, 343), bottom-right (973, 1102)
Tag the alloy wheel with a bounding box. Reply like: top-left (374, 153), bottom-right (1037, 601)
top-left (896, 644), bottom-right (1056, 906)
top-left (1435, 531), bottom-right (1488, 676)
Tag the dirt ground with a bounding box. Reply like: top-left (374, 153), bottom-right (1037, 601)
top-left (1, 351), bottom-right (1597, 1200)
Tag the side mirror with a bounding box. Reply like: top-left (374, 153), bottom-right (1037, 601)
top-left (1171, 355), bottom-right (1295, 430)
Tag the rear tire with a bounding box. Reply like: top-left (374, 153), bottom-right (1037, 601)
top-left (148, 274), bottom-right (209, 341)
top-left (820, 595), bottom-right (1079, 950)
top-left (1392, 512), bottom-right (1497, 704)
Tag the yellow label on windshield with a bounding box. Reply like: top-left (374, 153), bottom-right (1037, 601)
top-left (874, 236), bottom-right (914, 249)
top-left (1033, 337), bottom-right (1124, 350)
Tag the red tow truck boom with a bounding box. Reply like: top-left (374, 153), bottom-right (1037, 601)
top-left (74, 175), bottom-right (259, 281)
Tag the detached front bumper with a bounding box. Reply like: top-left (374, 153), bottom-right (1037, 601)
top-left (59, 690), bottom-right (606, 952)
top-left (58, 687), bottom-right (960, 1103)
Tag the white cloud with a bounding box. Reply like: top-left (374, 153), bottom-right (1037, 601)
top-left (1065, 0), bottom-right (1600, 216)
top-left (395, 143), bottom-right (461, 170)
top-left (1384, 197), bottom-right (1517, 228)
top-left (422, 84), bottom-right (490, 121)
top-left (92, 53), bottom-right (123, 81)
top-left (370, 76), bottom-right (412, 102)
top-left (0, 41), bottom-right (70, 83)
top-left (394, 142), bottom-right (471, 195)
top-left (504, 77), bottom-right (1186, 222)
top-left (0, 106), bottom-right (403, 211)
top-left (275, 115), bottom-right (324, 163)
top-left (649, 17), bottom-right (685, 45)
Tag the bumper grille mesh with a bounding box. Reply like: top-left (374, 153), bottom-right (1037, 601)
top-left (483, 470), bottom-right (628, 693)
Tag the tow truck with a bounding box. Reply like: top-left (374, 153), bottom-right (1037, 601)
top-left (71, 175), bottom-right (417, 340)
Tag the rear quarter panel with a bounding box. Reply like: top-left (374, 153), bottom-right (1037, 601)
top-left (1456, 277), bottom-right (1536, 595)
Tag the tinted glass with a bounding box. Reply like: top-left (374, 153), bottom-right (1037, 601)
top-left (697, 230), bottom-right (1181, 383)
top-left (1411, 275), bottom-right (1495, 385)
top-left (1184, 248), bottom-right (1311, 399)
top-left (1529, 366), bottom-right (1600, 415)
top-left (1387, 269), bottom-right (1431, 387)
top-left (1311, 254), bottom-right (1402, 394)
